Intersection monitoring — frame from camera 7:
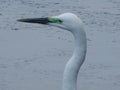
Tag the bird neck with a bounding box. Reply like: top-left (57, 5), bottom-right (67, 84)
top-left (62, 28), bottom-right (87, 90)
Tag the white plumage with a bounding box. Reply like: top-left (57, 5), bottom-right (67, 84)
top-left (18, 13), bottom-right (87, 90)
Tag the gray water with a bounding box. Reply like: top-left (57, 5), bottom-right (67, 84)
top-left (0, 0), bottom-right (120, 90)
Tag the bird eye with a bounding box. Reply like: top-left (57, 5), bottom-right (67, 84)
top-left (53, 19), bottom-right (63, 24)
top-left (58, 19), bottom-right (63, 23)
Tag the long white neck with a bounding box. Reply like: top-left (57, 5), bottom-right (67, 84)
top-left (62, 27), bottom-right (87, 90)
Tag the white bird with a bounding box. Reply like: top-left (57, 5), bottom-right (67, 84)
top-left (17, 13), bottom-right (87, 90)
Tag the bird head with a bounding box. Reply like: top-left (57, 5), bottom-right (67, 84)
top-left (17, 13), bottom-right (83, 32)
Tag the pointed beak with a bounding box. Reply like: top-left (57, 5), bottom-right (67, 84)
top-left (17, 18), bottom-right (49, 24)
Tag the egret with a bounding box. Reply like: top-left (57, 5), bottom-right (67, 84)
top-left (17, 13), bottom-right (87, 90)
